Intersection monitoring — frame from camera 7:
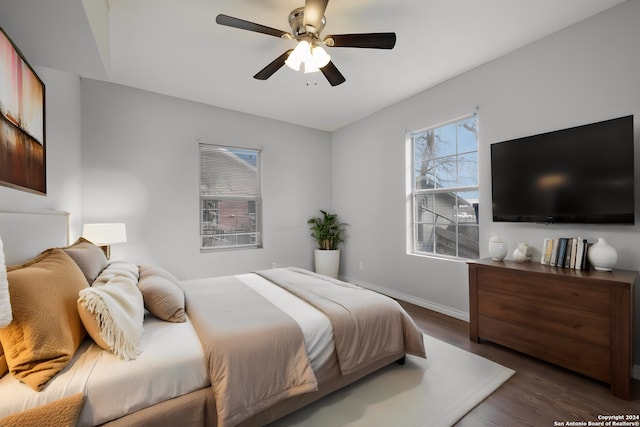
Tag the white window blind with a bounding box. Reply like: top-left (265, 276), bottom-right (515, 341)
top-left (199, 144), bottom-right (261, 250)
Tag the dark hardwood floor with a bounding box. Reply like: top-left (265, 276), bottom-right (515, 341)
top-left (397, 301), bottom-right (640, 427)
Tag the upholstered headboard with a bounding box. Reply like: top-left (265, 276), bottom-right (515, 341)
top-left (0, 208), bottom-right (69, 265)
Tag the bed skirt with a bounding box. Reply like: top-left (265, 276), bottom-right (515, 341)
top-left (98, 388), bottom-right (216, 427)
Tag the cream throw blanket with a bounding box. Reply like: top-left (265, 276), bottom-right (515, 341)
top-left (77, 262), bottom-right (143, 360)
top-left (0, 235), bottom-right (12, 327)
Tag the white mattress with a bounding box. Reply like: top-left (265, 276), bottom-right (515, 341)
top-left (0, 314), bottom-right (210, 426)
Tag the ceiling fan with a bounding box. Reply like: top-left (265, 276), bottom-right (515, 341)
top-left (216, 0), bottom-right (396, 86)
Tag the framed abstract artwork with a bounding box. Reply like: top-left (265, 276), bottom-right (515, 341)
top-left (0, 27), bottom-right (46, 195)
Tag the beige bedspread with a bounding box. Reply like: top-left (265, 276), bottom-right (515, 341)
top-left (182, 268), bottom-right (426, 427)
top-left (181, 276), bottom-right (317, 427)
top-left (257, 268), bottom-right (426, 374)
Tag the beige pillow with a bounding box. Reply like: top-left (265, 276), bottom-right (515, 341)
top-left (60, 238), bottom-right (108, 285)
top-left (138, 265), bottom-right (185, 323)
top-left (1, 249), bottom-right (88, 391)
top-left (139, 264), bottom-right (181, 284)
top-left (76, 304), bottom-right (109, 351)
top-left (0, 393), bottom-right (84, 427)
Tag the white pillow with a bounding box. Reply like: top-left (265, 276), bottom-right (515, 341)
top-left (0, 235), bottom-right (11, 327)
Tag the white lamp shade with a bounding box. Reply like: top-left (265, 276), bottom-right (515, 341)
top-left (311, 45), bottom-right (330, 68)
top-left (285, 40), bottom-right (311, 71)
top-left (82, 223), bottom-right (127, 245)
top-left (304, 63), bottom-right (320, 74)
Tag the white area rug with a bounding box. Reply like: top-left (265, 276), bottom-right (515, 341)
top-left (271, 334), bottom-right (515, 427)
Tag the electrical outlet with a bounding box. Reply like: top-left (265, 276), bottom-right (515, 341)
top-left (271, 262), bottom-right (277, 269)
top-left (358, 261), bottom-right (364, 270)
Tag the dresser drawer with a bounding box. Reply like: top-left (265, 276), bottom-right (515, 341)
top-left (477, 287), bottom-right (609, 347)
top-left (476, 267), bottom-right (608, 314)
top-left (478, 316), bottom-right (610, 382)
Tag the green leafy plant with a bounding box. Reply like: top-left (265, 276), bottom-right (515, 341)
top-left (307, 210), bottom-right (347, 250)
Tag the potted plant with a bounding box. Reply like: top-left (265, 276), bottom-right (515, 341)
top-left (307, 210), bottom-right (347, 278)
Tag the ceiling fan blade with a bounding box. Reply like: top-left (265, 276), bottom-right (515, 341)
top-left (304, 0), bottom-right (329, 32)
top-left (324, 33), bottom-right (396, 49)
top-left (253, 50), bottom-right (293, 80)
top-left (216, 14), bottom-right (290, 38)
top-left (320, 61), bottom-right (345, 86)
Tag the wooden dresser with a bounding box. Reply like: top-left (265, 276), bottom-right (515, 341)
top-left (468, 258), bottom-right (636, 399)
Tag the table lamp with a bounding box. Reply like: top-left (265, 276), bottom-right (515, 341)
top-left (82, 223), bottom-right (127, 259)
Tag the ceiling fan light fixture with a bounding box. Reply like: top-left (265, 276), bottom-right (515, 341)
top-left (285, 40), bottom-right (311, 71)
top-left (285, 40), bottom-right (330, 74)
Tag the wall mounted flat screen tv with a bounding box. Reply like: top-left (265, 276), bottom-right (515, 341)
top-left (491, 115), bottom-right (635, 224)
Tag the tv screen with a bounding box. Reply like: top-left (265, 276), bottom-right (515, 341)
top-left (491, 115), bottom-right (635, 224)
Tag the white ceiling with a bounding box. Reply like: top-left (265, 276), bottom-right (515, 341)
top-left (0, 0), bottom-right (627, 131)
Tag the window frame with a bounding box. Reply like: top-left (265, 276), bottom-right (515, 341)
top-left (407, 113), bottom-right (479, 260)
top-left (199, 143), bottom-right (262, 251)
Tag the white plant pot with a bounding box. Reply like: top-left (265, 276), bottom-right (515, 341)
top-left (314, 249), bottom-right (340, 278)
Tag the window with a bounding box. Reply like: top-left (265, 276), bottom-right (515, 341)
top-left (199, 144), bottom-right (261, 250)
top-left (408, 114), bottom-right (479, 259)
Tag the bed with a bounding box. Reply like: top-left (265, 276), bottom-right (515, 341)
top-left (0, 209), bottom-right (426, 427)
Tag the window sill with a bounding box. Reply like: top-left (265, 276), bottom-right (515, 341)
top-left (407, 251), bottom-right (472, 263)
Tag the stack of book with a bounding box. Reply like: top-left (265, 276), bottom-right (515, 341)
top-left (540, 237), bottom-right (591, 270)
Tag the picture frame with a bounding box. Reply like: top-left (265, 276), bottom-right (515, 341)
top-left (0, 26), bottom-right (46, 195)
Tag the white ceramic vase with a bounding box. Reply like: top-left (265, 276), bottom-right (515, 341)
top-left (488, 237), bottom-right (507, 261)
top-left (587, 238), bottom-right (617, 271)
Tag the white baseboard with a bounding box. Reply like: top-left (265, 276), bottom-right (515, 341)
top-left (340, 275), bottom-right (469, 322)
top-left (341, 275), bottom-right (640, 381)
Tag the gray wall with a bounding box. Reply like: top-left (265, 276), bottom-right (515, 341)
top-left (80, 80), bottom-right (332, 279)
top-left (0, 67), bottom-right (84, 239)
top-left (332, 1), bottom-right (640, 368)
